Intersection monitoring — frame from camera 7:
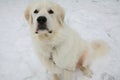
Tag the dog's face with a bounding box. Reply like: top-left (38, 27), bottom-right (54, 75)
top-left (25, 1), bottom-right (65, 35)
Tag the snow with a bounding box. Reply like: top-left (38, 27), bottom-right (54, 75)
top-left (0, 0), bottom-right (120, 80)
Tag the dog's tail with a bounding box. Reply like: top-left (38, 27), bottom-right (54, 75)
top-left (91, 40), bottom-right (108, 59)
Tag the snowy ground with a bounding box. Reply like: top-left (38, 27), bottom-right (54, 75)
top-left (0, 0), bottom-right (120, 80)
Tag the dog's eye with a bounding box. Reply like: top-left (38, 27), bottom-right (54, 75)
top-left (34, 9), bottom-right (39, 14)
top-left (48, 9), bottom-right (54, 14)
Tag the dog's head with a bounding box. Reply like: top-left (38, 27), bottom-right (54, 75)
top-left (24, 1), bottom-right (65, 35)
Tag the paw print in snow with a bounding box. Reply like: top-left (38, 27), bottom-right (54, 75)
top-left (101, 72), bottom-right (115, 80)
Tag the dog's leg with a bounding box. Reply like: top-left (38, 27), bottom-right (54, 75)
top-left (77, 50), bottom-right (93, 78)
top-left (52, 74), bottom-right (60, 80)
top-left (79, 65), bottom-right (93, 78)
top-left (63, 70), bottom-right (72, 80)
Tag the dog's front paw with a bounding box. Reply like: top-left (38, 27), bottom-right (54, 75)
top-left (84, 69), bottom-right (93, 78)
top-left (79, 66), bottom-right (93, 78)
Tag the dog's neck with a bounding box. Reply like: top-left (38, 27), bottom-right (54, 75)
top-left (31, 25), bottom-right (69, 49)
top-left (38, 28), bottom-right (67, 47)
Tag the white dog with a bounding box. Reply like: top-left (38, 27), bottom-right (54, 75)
top-left (24, 1), bottom-right (108, 80)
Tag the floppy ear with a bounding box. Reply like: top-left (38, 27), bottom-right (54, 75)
top-left (24, 5), bottom-right (30, 21)
top-left (24, 4), bottom-right (33, 24)
top-left (59, 8), bottom-right (65, 24)
top-left (58, 6), bottom-right (65, 21)
top-left (54, 3), bottom-right (65, 25)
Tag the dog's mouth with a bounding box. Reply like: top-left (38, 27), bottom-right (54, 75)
top-left (35, 24), bottom-right (52, 34)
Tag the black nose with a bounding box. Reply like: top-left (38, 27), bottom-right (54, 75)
top-left (37, 16), bottom-right (47, 24)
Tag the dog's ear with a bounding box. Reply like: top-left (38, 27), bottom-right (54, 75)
top-left (24, 4), bottom-right (33, 25)
top-left (24, 5), bottom-right (30, 21)
top-left (59, 6), bottom-right (65, 22)
top-left (59, 8), bottom-right (65, 25)
top-left (54, 3), bottom-right (65, 25)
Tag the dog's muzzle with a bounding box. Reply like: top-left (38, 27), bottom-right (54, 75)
top-left (35, 16), bottom-right (52, 34)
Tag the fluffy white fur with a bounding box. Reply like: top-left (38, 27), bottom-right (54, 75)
top-left (24, 1), bottom-right (108, 80)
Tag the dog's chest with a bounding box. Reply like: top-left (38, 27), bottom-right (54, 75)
top-left (51, 45), bottom-right (78, 71)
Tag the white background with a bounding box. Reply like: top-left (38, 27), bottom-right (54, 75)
top-left (0, 0), bottom-right (120, 80)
